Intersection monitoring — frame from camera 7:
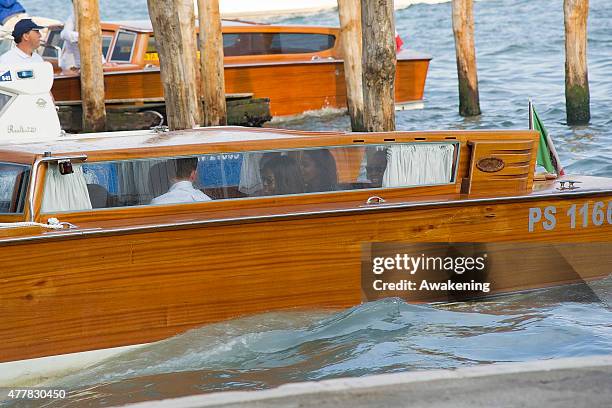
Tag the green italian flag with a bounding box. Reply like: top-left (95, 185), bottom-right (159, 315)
top-left (529, 101), bottom-right (564, 176)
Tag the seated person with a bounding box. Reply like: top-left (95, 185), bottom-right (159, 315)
top-left (260, 155), bottom-right (305, 196)
top-left (366, 149), bottom-right (388, 188)
top-left (299, 149), bottom-right (338, 193)
top-left (151, 157), bottom-right (211, 204)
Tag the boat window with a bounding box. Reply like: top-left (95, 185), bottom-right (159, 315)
top-left (102, 35), bottom-right (113, 59)
top-left (145, 35), bottom-right (158, 61)
top-left (223, 33), bottom-right (336, 57)
top-left (0, 92), bottom-right (13, 114)
top-left (110, 31), bottom-right (137, 62)
top-left (69, 143), bottom-right (458, 211)
top-left (42, 30), bottom-right (112, 60)
top-left (42, 29), bottom-right (64, 58)
top-left (145, 32), bottom-right (336, 60)
top-left (0, 163), bottom-right (30, 214)
top-left (0, 38), bottom-right (11, 56)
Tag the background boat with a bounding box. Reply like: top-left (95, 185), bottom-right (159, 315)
top-left (43, 20), bottom-right (431, 117)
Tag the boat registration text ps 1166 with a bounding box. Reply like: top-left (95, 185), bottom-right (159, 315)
top-left (528, 201), bottom-right (612, 232)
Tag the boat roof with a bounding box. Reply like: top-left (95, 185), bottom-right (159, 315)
top-left (108, 19), bottom-right (260, 32)
top-left (0, 126), bottom-right (341, 159)
top-left (97, 19), bottom-right (336, 33)
top-left (0, 126), bottom-right (537, 163)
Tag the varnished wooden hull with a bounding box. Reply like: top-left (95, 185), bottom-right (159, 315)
top-left (1, 192), bottom-right (610, 364)
top-left (50, 57), bottom-right (430, 117)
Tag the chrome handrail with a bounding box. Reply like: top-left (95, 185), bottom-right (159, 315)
top-left (366, 196), bottom-right (386, 205)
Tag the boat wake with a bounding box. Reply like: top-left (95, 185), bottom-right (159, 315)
top-left (268, 107), bottom-right (350, 130)
top-left (219, 0), bottom-right (455, 20)
top-left (37, 278), bottom-right (610, 406)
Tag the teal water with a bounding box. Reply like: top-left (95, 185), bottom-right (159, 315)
top-left (6, 0), bottom-right (612, 406)
top-left (29, 280), bottom-right (612, 407)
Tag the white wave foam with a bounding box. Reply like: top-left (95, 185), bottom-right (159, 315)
top-left (217, 0), bottom-right (452, 18)
top-left (270, 107), bottom-right (347, 124)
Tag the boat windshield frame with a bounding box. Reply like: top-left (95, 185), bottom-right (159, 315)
top-left (110, 30), bottom-right (138, 63)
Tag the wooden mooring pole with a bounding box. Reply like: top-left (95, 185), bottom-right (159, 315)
top-left (197, 0), bottom-right (228, 126)
top-left (74, 0), bottom-right (106, 132)
top-left (178, 0), bottom-right (203, 125)
top-left (564, 0), bottom-right (590, 125)
top-left (147, 0), bottom-right (200, 130)
top-left (451, 0), bottom-right (481, 117)
top-left (360, 0), bottom-right (396, 132)
top-left (338, 0), bottom-right (365, 132)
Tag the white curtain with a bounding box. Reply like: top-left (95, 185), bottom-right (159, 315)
top-left (238, 152), bottom-right (263, 195)
top-left (117, 160), bottom-right (163, 204)
top-left (382, 144), bottom-right (454, 188)
top-left (42, 163), bottom-right (93, 212)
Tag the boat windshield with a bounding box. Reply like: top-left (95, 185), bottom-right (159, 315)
top-left (40, 142), bottom-right (459, 213)
top-left (42, 29), bottom-right (113, 60)
top-left (41, 29), bottom-right (63, 58)
top-left (0, 163), bottom-right (30, 214)
top-left (110, 31), bottom-right (137, 62)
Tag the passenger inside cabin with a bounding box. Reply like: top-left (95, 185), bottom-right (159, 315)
top-left (151, 157), bottom-right (211, 205)
top-left (299, 149), bottom-right (338, 193)
top-left (260, 155), bottom-right (305, 196)
top-left (365, 149), bottom-right (388, 188)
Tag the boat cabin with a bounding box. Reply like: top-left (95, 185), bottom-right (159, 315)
top-left (0, 124), bottom-right (545, 229)
top-left (42, 19), bottom-right (341, 74)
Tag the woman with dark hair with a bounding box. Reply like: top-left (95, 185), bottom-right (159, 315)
top-left (260, 155), bottom-right (305, 196)
top-left (299, 149), bottom-right (338, 193)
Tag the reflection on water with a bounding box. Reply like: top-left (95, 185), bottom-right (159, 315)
top-left (16, 278), bottom-right (606, 407)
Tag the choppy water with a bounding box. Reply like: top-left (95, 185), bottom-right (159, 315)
top-left (7, 0), bottom-right (612, 405)
top-left (13, 279), bottom-right (609, 407)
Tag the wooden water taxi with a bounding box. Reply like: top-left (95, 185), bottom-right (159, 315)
top-left (0, 65), bottom-right (610, 384)
top-left (42, 19), bottom-right (431, 117)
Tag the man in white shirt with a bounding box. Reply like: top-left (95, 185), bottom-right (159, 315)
top-left (151, 157), bottom-right (212, 205)
top-left (0, 18), bottom-right (44, 65)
